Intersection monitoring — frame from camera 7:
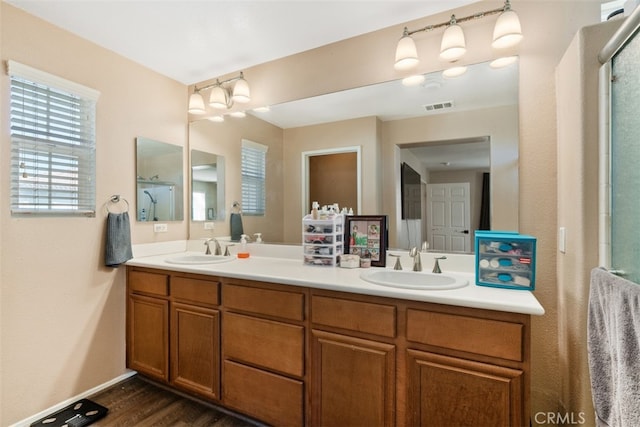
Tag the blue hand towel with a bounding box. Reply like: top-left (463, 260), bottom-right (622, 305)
top-left (230, 212), bottom-right (244, 241)
top-left (105, 212), bottom-right (133, 267)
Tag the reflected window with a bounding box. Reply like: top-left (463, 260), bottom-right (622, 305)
top-left (193, 192), bottom-right (206, 221)
top-left (241, 139), bottom-right (267, 216)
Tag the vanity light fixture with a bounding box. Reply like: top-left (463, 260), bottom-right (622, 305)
top-left (207, 115), bottom-right (225, 123)
top-left (490, 55), bottom-right (518, 68)
top-left (439, 15), bottom-right (466, 62)
top-left (402, 74), bottom-right (426, 87)
top-left (188, 72), bottom-right (251, 115)
top-left (442, 66), bottom-right (467, 78)
top-left (394, 0), bottom-right (522, 70)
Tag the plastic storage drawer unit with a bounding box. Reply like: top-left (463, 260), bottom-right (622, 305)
top-left (475, 231), bottom-right (536, 290)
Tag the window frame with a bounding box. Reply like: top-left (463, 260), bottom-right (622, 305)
top-left (8, 60), bottom-right (100, 217)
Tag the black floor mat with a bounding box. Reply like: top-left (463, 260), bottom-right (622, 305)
top-left (31, 399), bottom-right (108, 427)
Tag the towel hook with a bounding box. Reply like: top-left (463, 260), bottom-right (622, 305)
top-left (107, 195), bottom-right (130, 213)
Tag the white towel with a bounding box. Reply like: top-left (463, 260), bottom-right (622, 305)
top-left (588, 267), bottom-right (640, 427)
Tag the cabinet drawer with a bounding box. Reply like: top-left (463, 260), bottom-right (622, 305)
top-left (171, 276), bottom-right (220, 306)
top-left (224, 312), bottom-right (304, 377)
top-left (129, 270), bottom-right (169, 296)
top-left (223, 283), bottom-right (304, 321)
top-left (311, 295), bottom-right (396, 338)
top-left (406, 309), bottom-right (523, 361)
top-left (223, 360), bottom-right (303, 427)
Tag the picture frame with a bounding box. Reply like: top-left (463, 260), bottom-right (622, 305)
top-left (344, 215), bottom-right (388, 267)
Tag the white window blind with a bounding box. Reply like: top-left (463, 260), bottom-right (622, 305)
top-left (8, 61), bottom-right (100, 216)
top-left (241, 139), bottom-right (267, 216)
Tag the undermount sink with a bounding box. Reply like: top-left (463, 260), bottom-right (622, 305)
top-left (360, 269), bottom-right (468, 290)
top-left (165, 254), bottom-right (235, 265)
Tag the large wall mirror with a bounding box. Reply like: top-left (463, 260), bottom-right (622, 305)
top-left (191, 149), bottom-right (225, 221)
top-left (136, 137), bottom-right (184, 221)
top-left (187, 59), bottom-right (518, 250)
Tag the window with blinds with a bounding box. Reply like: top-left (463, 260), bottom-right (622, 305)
top-left (241, 139), bottom-right (267, 216)
top-left (8, 61), bottom-right (99, 216)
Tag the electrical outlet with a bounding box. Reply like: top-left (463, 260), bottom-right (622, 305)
top-left (204, 222), bottom-right (215, 230)
top-left (154, 223), bottom-right (168, 233)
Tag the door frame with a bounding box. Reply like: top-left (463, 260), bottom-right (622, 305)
top-left (301, 146), bottom-right (362, 217)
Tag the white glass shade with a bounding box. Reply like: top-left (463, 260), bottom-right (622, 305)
top-left (394, 35), bottom-right (419, 70)
top-left (208, 115), bottom-right (224, 122)
top-left (442, 66), bottom-right (467, 78)
top-left (229, 111), bottom-right (246, 118)
top-left (402, 74), bottom-right (426, 87)
top-left (188, 93), bottom-right (206, 114)
top-left (492, 10), bottom-right (523, 49)
top-left (490, 56), bottom-right (518, 69)
top-left (232, 77), bottom-right (251, 103)
top-left (440, 23), bottom-right (466, 61)
top-left (209, 85), bottom-right (229, 109)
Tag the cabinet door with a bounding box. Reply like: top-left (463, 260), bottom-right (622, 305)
top-left (171, 302), bottom-right (220, 400)
top-left (407, 350), bottom-right (523, 427)
top-left (311, 330), bottom-right (395, 427)
top-left (127, 294), bottom-right (169, 382)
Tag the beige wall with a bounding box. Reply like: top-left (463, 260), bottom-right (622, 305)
top-left (189, 116), bottom-right (284, 243)
top-left (557, 20), bottom-right (622, 426)
top-left (1, 0), bottom-right (609, 425)
top-left (0, 4), bottom-right (187, 424)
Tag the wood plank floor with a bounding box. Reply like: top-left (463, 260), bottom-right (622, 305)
top-left (88, 375), bottom-right (261, 427)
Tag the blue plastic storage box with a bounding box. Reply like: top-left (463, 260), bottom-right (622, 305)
top-left (475, 231), bottom-right (536, 291)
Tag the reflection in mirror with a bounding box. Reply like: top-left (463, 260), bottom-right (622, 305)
top-left (136, 137), bottom-right (184, 221)
top-left (189, 59), bottom-right (518, 249)
top-left (191, 150), bottom-right (225, 221)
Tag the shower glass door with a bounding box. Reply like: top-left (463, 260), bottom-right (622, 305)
top-left (610, 28), bottom-right (640, 283)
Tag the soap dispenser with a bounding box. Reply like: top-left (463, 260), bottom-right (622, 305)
top-left (237, 234), bottom-right (250, 258)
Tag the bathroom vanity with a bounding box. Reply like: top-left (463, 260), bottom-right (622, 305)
top-left (126, 249), bottom-right (543, 427)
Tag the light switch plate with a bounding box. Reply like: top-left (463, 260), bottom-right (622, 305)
top-left (559, 227), bottom-right (566, 253)
top-left (154, 223), bottom-right (168, 233)
top-left (204, 222), bottom-right (215, 230)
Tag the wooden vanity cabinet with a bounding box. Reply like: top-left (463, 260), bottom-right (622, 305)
top-left (404, 303), bottom-right (530, 427)
top-left (170, 275), bottom-right (221, 400)
top-left (127, 266), bottom-right (532, 427)
top-left (127, 269), bottom-right (169, 382)
top-left (310, 293), bottom-right (397, 427)
top-left (221, 279), bottom-right (307, 427)
top-left (127, 267), bottom-right (221, 401)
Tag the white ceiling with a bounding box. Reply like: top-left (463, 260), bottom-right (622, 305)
top-left (4, 0), bottom-right (477, 85)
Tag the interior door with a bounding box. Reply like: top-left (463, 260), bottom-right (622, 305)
top-left (427, 183), bottom-right (471, 252)
top-left (610, 28), bottom-right (640, 283)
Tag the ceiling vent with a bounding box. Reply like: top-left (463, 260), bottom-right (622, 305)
top-left (423, 100), bottom-right (454, 112)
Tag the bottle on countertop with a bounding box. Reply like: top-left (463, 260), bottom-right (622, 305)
top-left (254, 233), bottom-right (263, 243)
top-left (237, 234), bottom-right (250, 258)
top-left (311, 201), bottom-right (319, 220)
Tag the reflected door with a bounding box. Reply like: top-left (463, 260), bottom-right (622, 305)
top-left (427, 183), bottom-right (471, 252)
top-left (610, 29), bottom-right (640, 283)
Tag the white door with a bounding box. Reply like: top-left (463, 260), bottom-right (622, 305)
top-left (427, 183), bottom-right (471, 252)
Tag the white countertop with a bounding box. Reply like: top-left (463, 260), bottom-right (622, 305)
top-left (126, 244), bottom-right (545, 316)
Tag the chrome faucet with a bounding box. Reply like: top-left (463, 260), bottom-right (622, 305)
top-left (433, 256), bottom-right (447, 274)
top-left (204, 238), bottom-right (222, 255)
top-left (389, 253), bottom-right (403, 270)
top-left (410, 247), bottom-right (422, 272)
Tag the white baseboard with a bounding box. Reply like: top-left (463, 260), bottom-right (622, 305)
top-left (10, 370), bottom-right (137, 427)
